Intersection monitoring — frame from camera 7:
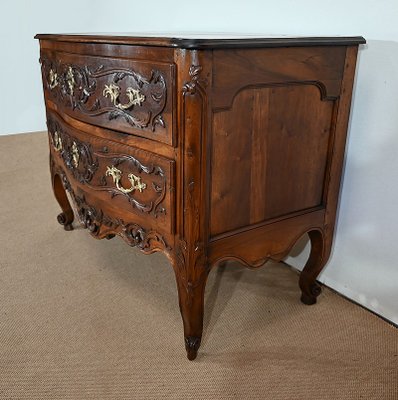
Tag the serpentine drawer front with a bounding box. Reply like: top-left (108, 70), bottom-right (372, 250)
top-left (47, 112), bottom-right (175, 235)
top-left (36, 33), bottom-right (365, 360)
top-left (40, 50), bottom-right (175, 145)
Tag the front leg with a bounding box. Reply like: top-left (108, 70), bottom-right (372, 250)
top-left (51, 172), bottom-right (74, 231)
top-left (172, 245), bottom-right (209, 360)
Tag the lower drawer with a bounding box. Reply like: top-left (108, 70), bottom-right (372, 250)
top-left (58, 184), bottom-right (173, 254)
top-left (47, 112), bottom-right (175, 234)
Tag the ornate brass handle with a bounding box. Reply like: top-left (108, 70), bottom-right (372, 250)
top-left (66, 66), bottom-right (75, 95)
top-left (71, 142), bottom-right (79, 168)
top-left (103, 83), bottom-right (145, 110)
top-left (106, 166), bottom-right (146, 194)
top-left (49, 69), bottom-right (58, 90)
top-left (53, 131), bottom-right (62, 151)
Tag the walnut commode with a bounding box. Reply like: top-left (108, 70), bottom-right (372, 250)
top-left (36, 34), bottom-right (365, 360)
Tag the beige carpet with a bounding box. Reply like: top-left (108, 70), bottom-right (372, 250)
top-left (0, 131), bottom-right (397, 399)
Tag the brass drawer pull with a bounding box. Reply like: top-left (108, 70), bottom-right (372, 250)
top-left (66, 66), bottom-right (75, 95)
top-left (103, 83), bottom-right (145, 110)
top-left (71, 142), bottom-right (79, 168)
top-left (49, 69), bottom-right (58, 89)
top-left (106, 166), bottom-right (146, 194)
top-left (53, 131), bottom-right (62, 151)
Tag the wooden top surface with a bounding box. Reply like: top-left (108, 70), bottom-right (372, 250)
top-left (35, 33), bottom-right (366, 49)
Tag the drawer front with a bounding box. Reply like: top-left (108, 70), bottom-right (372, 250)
top-left (41, 50), bottom-right (175, 145)
top-left (47, 112), bottom-right (175, 234)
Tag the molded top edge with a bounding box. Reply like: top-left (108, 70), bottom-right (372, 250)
top-left (34, 33), bottom-right (366, 49)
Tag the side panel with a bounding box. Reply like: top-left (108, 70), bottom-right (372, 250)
top-left (210, 47), bottom-right (345, 237)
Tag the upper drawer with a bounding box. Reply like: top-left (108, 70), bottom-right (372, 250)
top-left (40, 50), bottom-right (175, 145)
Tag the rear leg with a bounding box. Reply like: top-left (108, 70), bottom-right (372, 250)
top-left (299, 230), bottom-right (328, 305)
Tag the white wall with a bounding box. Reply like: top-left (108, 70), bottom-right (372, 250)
top-left (1, 1), bottom-right (397, 323)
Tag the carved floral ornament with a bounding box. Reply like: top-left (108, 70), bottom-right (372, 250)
top-left (40, 57), bottom-right (167, 131)
top-left (182, 65), bottom-right (203, 95)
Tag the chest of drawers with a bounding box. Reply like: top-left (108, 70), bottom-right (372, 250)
top-left (36, 33), bottom-right (365, 360)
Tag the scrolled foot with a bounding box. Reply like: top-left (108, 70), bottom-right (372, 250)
top-left (185, 336), bottom-right (201, 361)
top-left (300, 282), bottom-right (322, 305)
top-left (57, 212), bottom-right (74, 231)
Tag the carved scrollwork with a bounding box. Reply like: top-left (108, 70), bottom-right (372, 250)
top-left (40, 57), bottom-right (167, 131)
top-left (123, 223), bottom-right (169, 253)
top-left (74, 194), bottom-right (121, 234)
top-left (41, 60), bottom-right (101, 112)
top-left (47, 118), bottom-right (99, 184)
top-left (72, 194), bottom-right (169, 253)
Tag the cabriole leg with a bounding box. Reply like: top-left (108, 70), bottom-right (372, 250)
top-left (51, 173), bottom-right (74, 231)
top-left (299, 230), bottom-right (328, 305)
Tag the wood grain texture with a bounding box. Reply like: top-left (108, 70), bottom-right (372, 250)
top-left (212, 46), bottom-right (347, 109)
top-left (210, 85), bottom-right (333, 236)
top-left (37, 34), bottom-right (364, 360)
top-left (250, 89), bottom-right (269, 224)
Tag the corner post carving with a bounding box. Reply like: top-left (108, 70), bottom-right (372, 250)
top-left (172, 50), bottom-right (212, 360)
